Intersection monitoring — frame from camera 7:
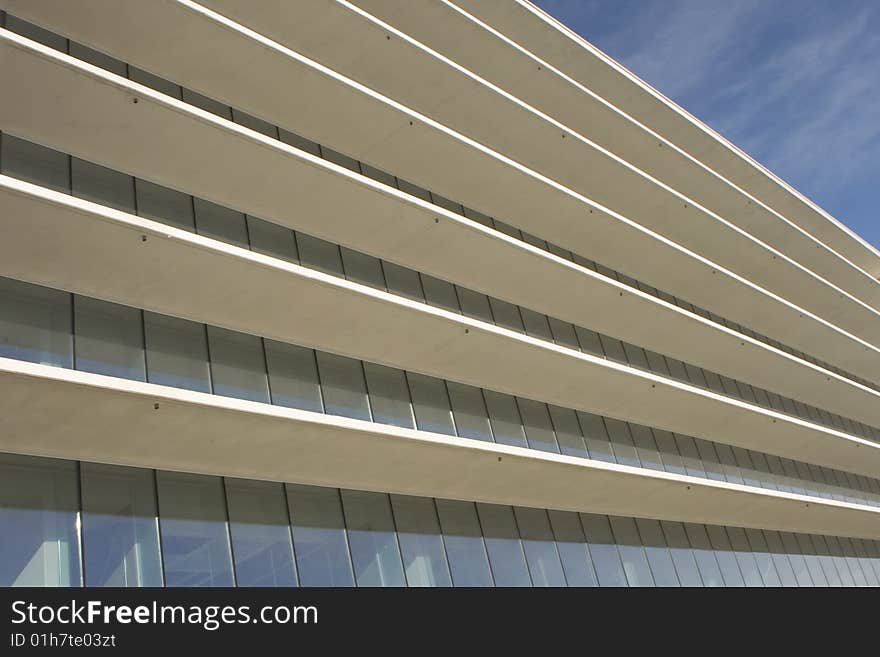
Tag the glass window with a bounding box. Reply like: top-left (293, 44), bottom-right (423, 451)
top-left (135, 179), bottom-right (195, 232)
top-left (779, 532), bottom-right (816, 586)
top-left (264, 340), bottom-right (323, 413)
top-left (71, 157), bottom-right (134, 213)
top-left (705, 525), bottom-right (745, 586)
top-left (476, 504), bottom-right (532, 586)
top-left (1, 134), bottom-right (69, 192)
top-left (547, 510), bottom-right (598, 586)
top-left (128, 66), bottom-right (182, 99)
top-left (653, 429), bottom-right (685, 475)
top-left (0, 277), bottom-right (72, 368)
top-left (455, 287), bottom-right (494, 323)
top-left (81, 463), bottom-right (162, 587)
top-left (322, 147), bottom-right (360, 173)
top-left (396, 178), bottom-right (432, 202)
top-left (515, 507), bottom-right (567, 586)
top-left (286, 484), bottom-right (354, 587)
top-left (278, 129), bottom-right (321, 157)
top-left (517, 398), bottom-right (559, 454)
top-left (315, 352), bottom-right (371, 421)
top-left (0, 454), bottom-right (81, 586)
top-left (573, 326), bottom-right (605, 357)
top-left (181, 88), bottom-right (232, 119)
top-left (693, 439), bottom-right (726, 481)
top-left (598, 334), bottom-right (627, 363)
top-left (609, 516), bottom-right (654, 586)
top-left (246, 217), bottom-right (297, 262)
top-left (206, 327), bottom-right (270, 403)
top-left (547, 405), bottom-right (588, 458)
top-left (69, 41), bottom-right (127, 75)
top-left (628, 424), bottom-right (663, 471)
top-left (225, 478), bottom-right (297, 587)
top-left (674, 434), bottom-right (706, 478)
top-left (604, 418), bottom-right (640, 468)
top-left (363, 363), bottom-right (414, 429)
top-left (144, 312), bottom-right (211, 393)
top-left (462, 206), bottom-right (494, 227)
top-left (406, 373), bottom-right (456, 436)
top-left (579, 513), bottom-right (627, 587)
top-left (447, 382), bottom-right (493, 442)
top-left (435, 500), bottom-right (493, 587)
top-left (488, 298), bottom-right (524, 332)
top-left (341, 490), bottom-right (405, 587)
top-left (483, 390), bottom-right (526, 447)
top-left (193, 198), bottom-right (248, 249)
top-left (431, 193), bottom-right (463, 215)
top-left (157, 472), bottom-right (235, 587)
top-left (297, 233), bottom-right (344, 276)
top-left (725, 526), bottom-right (764, 586)
top-left (73, 296), bottom-right (145, 381)
top-left (740, 528), bottom-right (782, 586)
top-left (635, 518), bottom-right (680, 586)
top-left (714, 443), bottom-right (745, 485)
top-left (520, 309), bottom-right (553, 341)
top-left (5, 15), bottom-right (68, 51)
top-left (759, 530), bottom-right (798, 587)
top-left (390, 495), bottom-right (452, 587)
top-left (231, 109), bottom-right (277, 138)
top-left (621, 342), bottom-right (650, 370)
top-left (382, 262), bottom-right (424, 302)
top-left (360, 163), bottom-right (396, 187)
top-left (547, 317), bottom-right (580, 350)
top-left (577, 412), bottom-right (615, 463)
top-left (660, 521), bottom-right (703, 586)
top-left (340, 247), bottom-right (386, 290)
top-left (683, 523), bottom-right (724, 587)
top-left (421, 275), bottom-right (460, 313)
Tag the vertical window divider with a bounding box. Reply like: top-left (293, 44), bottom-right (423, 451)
top-left (152, 468), bottom-right (167, 587)
top-left (220, 477), bottom-right (239, 588)
top-left (280, 482), bottom-right (300, 585)
top-left (75, 460), bottom-right (86, 587)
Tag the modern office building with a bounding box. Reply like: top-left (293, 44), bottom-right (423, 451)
top-left (1, 1), bottom-right (880, 588)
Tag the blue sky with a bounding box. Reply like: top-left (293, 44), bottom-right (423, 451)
top-left (533, 0), bottom-right (880, 250)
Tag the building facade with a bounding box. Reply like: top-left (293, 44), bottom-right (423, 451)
top-left (1, 1), bottom-right (879, 587)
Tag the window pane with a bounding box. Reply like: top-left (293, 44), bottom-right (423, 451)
top-left (519, 308), bottom-right (553, 341)
top-left (231, 109), bottom-right (277, 138)
top-left (340, 248), bottom-right (385, 290)
top-left (779, 532), bottom-right (816, 586)
top-left (653, 429), bottom-right (686, 475)
top-left (0, 277), bottom-right (72, 368)
top-left (407, 373), bottom-right (456, 436)
top-left (488, 298), bottom-right (523, 332)
top-left (725, 526), bottom-right (764, 586)
top-left (609, 516), bottom-right (655, 586)
top-left (635, 518), bottom-right (680, 586)
top-left (547, 317), bottom-right (580, 350)
top-left (340, 490), bottom-right (405, 587)
top-left (363, 363), bottom-right (415, 429)
top-left (483, 390), bottom-right (526, 447)
top-left (577, 412), bottom-right (615, 462)
top-left (628, 424), bottom-right (663, 471)
top-left (128, 66), bottom-right (181, 98)
top-left (742, 528), bottom-right (783, 587)
top-left (297, 233), bottom-right (344, 276)
top-left (71, 157), bottom-right (134, 212)
top-left (515, 507), bottom-right (567, 586)
top-left (574, 326), bottom-right (604, 357)
top-left (206, 327), bottom-right (269, 403)
top-left (81, 463), bottom-right (162, 587)
top-left (247, 217), bottom-right (297, 262)
top-left (390, 495), bottom-right (451, 587)
top-left (1, 134), bottom-right (69, 192)
top-left (69, 41), bottom-right (127, 75)
top-left (683, 523), bottom-right (724, 587)
top-left (456, 287), bottom-right (494, 323)
top-left (135, 179), bottom-right (194, 231)
top-left (225, 478), bottom-right (297, 587)
top-left (181, 89), bottom-right (232, 119)
top-left (73, 296), bottom-right (145, 381)
top-left (435, 500), bottom-right (493, 587)
top-left (157, 472), bottom-right (234, 587)
top-left (547, 510), bottom-right (598, 586)
top-left (547, 405), bottom-right (588, 458)
top-left (421, 275), bottom-right (460, 313)
top-left (264, 340), bottom-right (323, 413)
top-left (322, 147), bottom-right (360, 173)
top-left (315, 352), bottom-right (371, 420)
top-left (660, 521), bottom-right (703, 586)
top-left (286, 484), bottom-right (354, 587)
top-left (517, 398), bottom-right (559, 454)
top-left (760, 530), bottom-right (799, 587)
top-left (447, 382), bottom-right (493, 442)
top-left (0, 454), bottom-right (81, 586)
top-left (604, 418), bottom-right (640, 468)
top-left (144, 312), bottom-right (211, 393)
top-left (193, 198), bottom-right (248, 248)
top-left (279, 129), bottom-right (321, 156)
top-left (580, 513), bottom-right (627, 587)
top-left (675, 435), bottom-right (706, 478)
top-left (382, 262), bottom-right (424, 302)
top-left (476, 504), bottom-right (531, 587)
top-left (5, 15), bottom-right (68, 51)
top-left (705, 525), bottom-right (745, 586)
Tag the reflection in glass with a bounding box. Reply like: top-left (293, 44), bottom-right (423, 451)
top-left (73, 296), bottom-right (145, 381)
top-left (0, 277), bottom-right (72, 368)
top-left (341, 490), bottom-right (405, 587)
top-left (287, 484), bottom-right (354, 587)
top-left (390, 495), bottom-right (452, 587)
top-left (477, 504), bottom-right (531, 587)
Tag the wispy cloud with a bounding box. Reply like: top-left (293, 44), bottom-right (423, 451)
top-left (534, 0), bottom-right (880, 247)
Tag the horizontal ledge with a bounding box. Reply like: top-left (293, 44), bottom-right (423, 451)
top-left (198, 0), bottom-right (880, 325)
top-left (0, 32), bottom-right (878, 392)
top-left (0, 24), bottom-right (880, 390)
top-left (1, 177), bottom-right (879, 480)
top-left (451, 0), bottom-right (880, 280)
top-left (1, 358), bottom-right (879, 540)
